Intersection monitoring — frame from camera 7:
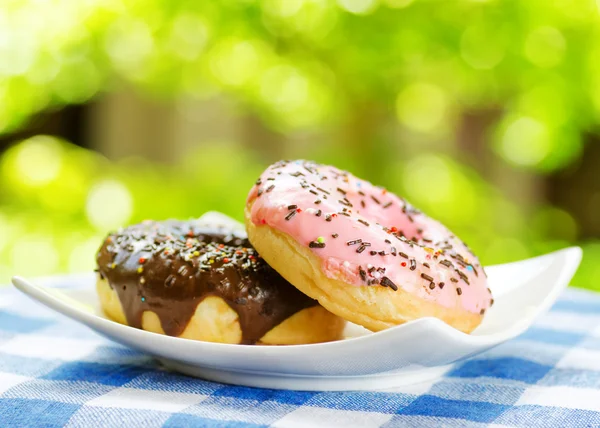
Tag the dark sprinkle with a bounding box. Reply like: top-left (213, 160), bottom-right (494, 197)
top-left (358, 219), bottom-right (370, 227)
top-left (315, 209), bottom-right (322, 217)
top-left (338, 212), bottom-right (351, 217)
top-left (358, 190), bottom-right (366, 196)
top-left (309, 189), bottom-right (319, 195)
top-left (383, 201), bottom-right (392, 209)
top-left (423, 262), bottom-right (430, 268)
top-left (315, 199), bottom-right (322, 204)
top-left (317, 187), bottom-right (330, 195)
top-left (370, 250), bottom-right (378, 255)
top-left (309, 241), bottom-right (326, 248)
top-left (285, 210), bottom-right (296, 221)
top-left (287, 204), bottom-right (297, 210)
top-left (429, 282), bottom-right (436, 290)
top-left (421, 273), bottom-right (434, 282)
top-left (490, 298), bottom-right (495, 306)
top-left (332, 233), bottom-right (339, 238)
top-left (380, 276), bottom-right (398, 291)
top-left (391, 247), bottom-right (397, 256)
top-left (439, 282), bottom-right (445, 289)
top-left (440, 260), bottom-right (453, 268)
top-left (290, 172), bottom-right (304, 177)
top-left (337, 187), bottom-right (347, 195)
top-left (457, 287), bottom-right (462, 296)
top-left (422, 238), bottom-right (432, 243)
top-left (385, 239), bottom-right (391, 244)
top-left (326, 215), bottom-right (333, 222)
top-left (451, 278), bottom-right (459, 283)
top-left (399, 252), bottom-right (409, 259)
top-left (359, 266), bottom-right (367, 281)
top-left (257, 189), bottom-right (263, 197)
top-left (347, 239), bottom-right (362, 246)
top-left (368, 266), bottom-right (376, 273)
top-left (256, 179), bottom-right (262, 185)
top-left (361, 200), bottom-right (366, 208)
top-left (339, 199), bottom-right (352, 207)
top-left (480, 308), bottom-right (486, 315)
top-left (356, 244), bottom-right (367, 253)
top-left (371, 195), bottom-right (380, 204)
top-left (266, 184), bottom-right (275, 193)
top-left (379, 251), bottom-right (386, 256)
top-left (410, 259), bottom-right (417, 270)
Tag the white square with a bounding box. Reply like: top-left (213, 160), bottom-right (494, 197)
top-left (0, 335), bottom-right (101, 361)
top-left (516, 385), bottom-right (600, 411)
top-left (556, 348), bottom-right (600, 372)
top-left (86, 387), bottom-right (208, 413)
top-left (0, 372), bottom-right (30, 394)
top-left (535, 312), bottom-right (600, 334)
top-left (273, 407), bottom-right (393, 428)
top-left (380, 377), bottom-right (439, 395)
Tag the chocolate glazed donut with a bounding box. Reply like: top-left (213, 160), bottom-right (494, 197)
top-left (96, 220), bottom-right (330, 345)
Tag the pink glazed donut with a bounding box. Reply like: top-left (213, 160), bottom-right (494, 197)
top-left (245, 160), bottom-right (493, 333)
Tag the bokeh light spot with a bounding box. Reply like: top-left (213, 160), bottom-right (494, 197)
top-left (11, 235), bottom-right (59, 276)
top-left (497, 117), bottom-right (550, 167)
top-left (461, 25), bottom-right (506, 70)
top-left (260, 65), bottom-right (309, 110)
top-left (86, 180), bottom-right (133, 231)
top-left (337, 0), bottom-right (378, 15)
top-left (396, 83), bottom-right (448, 132)
top-left (68, 237), bottom-right (102, 273)
top-left (13, 136), bottom-right (63, 186)
top-left (524, 27), bottom-right (566, 68)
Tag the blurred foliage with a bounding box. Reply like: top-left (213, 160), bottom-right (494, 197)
top-left (0, 0), bottom-right (599, 288)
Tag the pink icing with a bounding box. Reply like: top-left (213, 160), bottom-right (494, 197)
top-left (248, 160), bottom-right (492, 315)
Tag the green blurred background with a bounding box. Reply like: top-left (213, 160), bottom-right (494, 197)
top-left (0, 0), bottom-right (599, 289)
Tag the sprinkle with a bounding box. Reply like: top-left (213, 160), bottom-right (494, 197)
top-left (332, 233), bottom-right (339, 238)
top-left (423, 262), bottom-right (430, 268)
top-left (347, 239), bottom-right (362, 246)
top-left (309, 241), bottom-right (326, 248)
top-left (401, 262), bottom-right (407, 267)
top-left (339, 199), bottom-right (352, 207)
top-left (256, 179), bottom-right (262, 185)
top-left (385, 239), bottom-right (391, 244)
top-left (110, 263), bottom-right (116, 269)
top-left (316, 187), bottom-right (330, 195)
top-left (421, 273), bottom-right (434, 282)
top-left (359, 266), bottom-right (367, 281)
top-left (285, 210), bottom-right (296, 221)
top-left (490, 298), bottom-right (495, 306)
top-left (383, 202), bottom-right (392, 209)
top-left (193, 251), bottom-right (200, 257)
top-left (457, 270), bottom-right (470, 285)
top-left (357, 219), bottom-right (370, 227)
top-left (439, 282), bottom-right (445, 289)
top-left (356, 244), bottom-right (368, 253)
top-left (371, 195), bottom-right (380, 204)
top-left (370, 250), bottom-right (377, 255)
top-left (399, 252), bottom-right (408, 259)
top-left (361, 200), bottom-right (366, 208)
top-left (450, 278), bottom-right (459, 283)
top-left (316, 209), bottom-right (322, 217)
top-left (315, 199), bottom-right (322, 204)
top-left (391, 247), bottom-right (397, 256)
top-left (338, 212), bottom-right (351, 217)
top-left (317, 236), bottom-right (325, 243)
top-left (379, 251), bottom-right (386, 256)
top-left (287, 204), bottom-right (298, 210)
top-left (141, 297), bottom-right (146, 302)
top-left (380, 276), bottom-right (398, 291)
top-left (480, 308), bottom-right (486, 315)
top-left (429, 282), bottom-right (436, 290)
top-left (410, 259), bottom-right (417, 271)
top-left (266, 184), bottom-right (275, 192)
top-left (326, 215), bottom-right (333, 222)
top-left (457, 287), bottom-right (462, 295)
top-left (257, 189), bottom-right (263, 197)
top-left (358, 190), bottom-right (366, 196)
top-left (309, 190), bottom-right (318, 195)
top-left (440, 260), bottom-right (453, 268)
top-left (337, 187), bottom-right (347, 195)
top-left (137, 267), bottom-right (144, 274)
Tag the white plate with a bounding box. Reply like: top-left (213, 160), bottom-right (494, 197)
top-left (11, 246), bottom-right (581, 391)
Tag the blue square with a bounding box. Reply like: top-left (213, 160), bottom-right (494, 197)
top-left (0, 353), bottom-right (62, 378)
top-left (212, 385), bottom-right (316, 406)
top-left (0, 311), bottom-right (51, 334)
top-left (449, 358), bottom-right (552, 384)
top-left (164, 414), bottom-right (267, 427)
top-left (518, 327), bottom-right (584, 347)
top-left (305, 391), bottom-right (413, 413)
top-left (495, 405), bottom-right (600, 427)
top-left (396, 395), bottom-right (509, 423)
top-left (551, 299), bottom-right (600, 314)
top-left (42, 362), bottom-right (149, 386)
top-left (0, 398), bottom-right (81, 427)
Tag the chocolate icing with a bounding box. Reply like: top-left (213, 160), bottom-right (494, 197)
top-left (96, 219), bottom-right (317, 344)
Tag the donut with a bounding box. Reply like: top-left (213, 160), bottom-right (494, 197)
top-left (95, 218), bottom-right (345, 345)
top-left (245, 160), bottom-right (493, 334)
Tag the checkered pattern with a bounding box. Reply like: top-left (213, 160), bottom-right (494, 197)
top-left (1, 287), bottom-right (600, 428)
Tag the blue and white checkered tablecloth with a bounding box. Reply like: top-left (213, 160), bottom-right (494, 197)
top-left (1, 285), bottom-right (600, 428)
